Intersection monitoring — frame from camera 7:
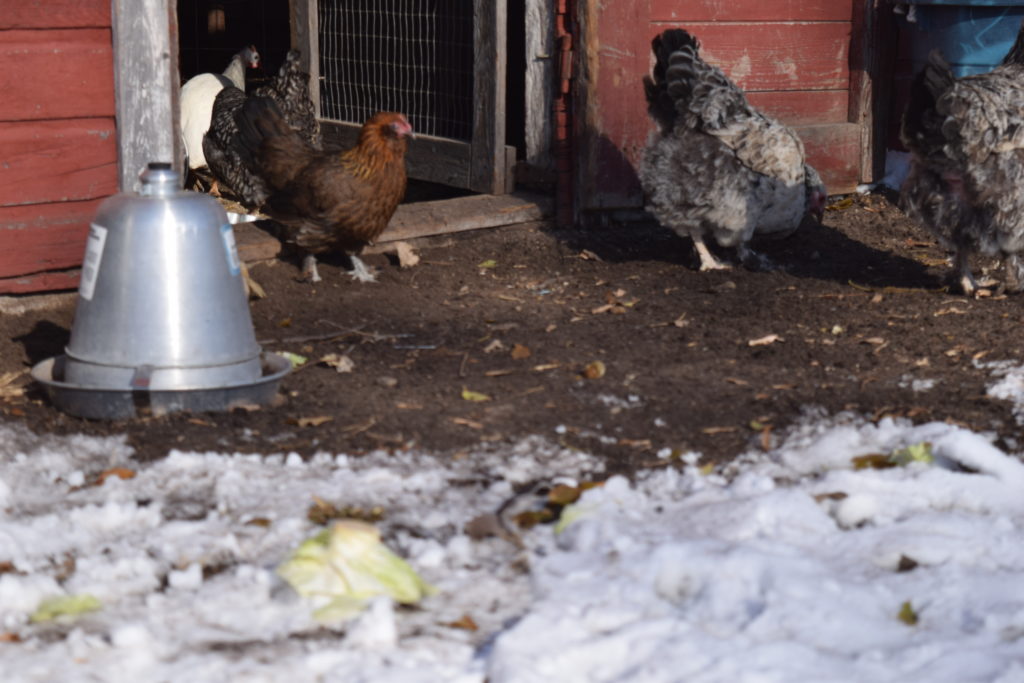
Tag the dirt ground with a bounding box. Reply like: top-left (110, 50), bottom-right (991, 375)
top-left (3, 191), bottom-right (1024, 472)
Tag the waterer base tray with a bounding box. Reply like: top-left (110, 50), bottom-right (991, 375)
top-left (31, 352), bottom-right (291, 420)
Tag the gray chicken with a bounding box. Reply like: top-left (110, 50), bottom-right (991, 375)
top-left (640, 29), bottom-right (826, 271)
top-left (900, 25), bottom-right (1024, 296)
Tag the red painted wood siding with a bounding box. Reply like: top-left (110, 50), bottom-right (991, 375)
top-left (0, 199), bottom-right (105, 277)
top-left (579, 0), bottom-right (862, 213)
top-left (747, 91), bottom-right (848, 126)
top-left (0, 29), bottom-right (115, 121)
top-left (1, 0), bottom-right (111, 29)
top-left (663, 23), bottom-right (850, 92)
top-left (0, 119), bottom-right (117, 206)
top-left (0, 0), bottom-right (116, 293)
top-left (650, 0), bottom-right (851, 22)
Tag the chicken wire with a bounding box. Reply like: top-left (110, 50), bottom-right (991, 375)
top-left (318, 0), bottom-right (474, 141)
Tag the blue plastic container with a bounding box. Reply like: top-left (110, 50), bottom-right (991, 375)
top-left (899, 1), bottom-right (1024, 77)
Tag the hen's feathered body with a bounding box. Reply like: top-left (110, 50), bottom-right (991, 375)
top-left (180, 45), bottom-right (260, 171)
top-left (203, 50), bottom-right (320, 208)
top-left (900, 27), bottom-right (1024, 294)
top-left (234, 97), bottom-right (412, 282)
top-left (202, 86), bottom-right (269, 206)
top-left (255, 50), bottom-right (321, 151)
top-left (640, 29), bottom-right (825, 270)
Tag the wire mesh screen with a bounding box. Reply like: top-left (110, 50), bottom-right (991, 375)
top-left (318, 0), bottom-right (475, 141)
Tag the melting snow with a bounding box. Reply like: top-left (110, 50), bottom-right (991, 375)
top-left (3, 385), bottom-right (1024, 680)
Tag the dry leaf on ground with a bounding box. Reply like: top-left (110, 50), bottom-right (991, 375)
top-left (94, 468), bottom-right (135, 486)
top-left (461, 387), bottom-right (491, 402)
top-left (392, 241), bottom-right (420, 268)
top-left (748, 334), bottom-right (782, 347)
top-left (320, 353), bottom-right (355, 373)
top-left (510, 344), bottom-right (531, 360)
top-left (483, 339), bottom-right (505, 354)
top-left (294, 416), bottom-right (333, 428)
top-left (442, 615), bottom-right (479, 631)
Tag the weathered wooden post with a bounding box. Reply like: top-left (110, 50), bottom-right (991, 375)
top-left (110, 0), bottom-right (181, 191)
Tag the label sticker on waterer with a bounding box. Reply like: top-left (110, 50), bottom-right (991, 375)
top-left (220, 224), bottom-right (241, 276)
top-left (79, 223), bottom-right (108, 301)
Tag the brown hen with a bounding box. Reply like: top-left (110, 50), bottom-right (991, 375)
top-left (236, 97), bottom-right (412, 282)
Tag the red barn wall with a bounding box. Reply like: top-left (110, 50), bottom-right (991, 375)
top-left (577, 0), bottom-right (867, 214)
top-left (0, 0), bottom-right (117, 294)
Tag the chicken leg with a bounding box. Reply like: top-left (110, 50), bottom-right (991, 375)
top-left (692, 234), bottom-right (728, 271)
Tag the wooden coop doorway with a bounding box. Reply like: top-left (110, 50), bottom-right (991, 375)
top-left (176, 0), bottom-right (534, 197)
top-left (177, 0), bottom-right (291, 87)
top-left (172, 0), bottom-right (548, 244)
top-left (296, 0), bottom-right (516, 196)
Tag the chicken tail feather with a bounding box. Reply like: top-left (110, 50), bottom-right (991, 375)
top-left (644, 29), bottom-right (701, 132)
top-left (647, 28), bottom-right (750, 134)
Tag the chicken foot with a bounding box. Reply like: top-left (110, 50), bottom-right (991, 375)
top-left (299, 253), bottom-right (377, 283)
top-left (692, 234), bottom-right (729, 271)
top-left (301, 254), bottom-right (323, 283)
top-left (346, 255), bottom-right (377, 283)
top-left (953, 248), bottom-right (998, 297)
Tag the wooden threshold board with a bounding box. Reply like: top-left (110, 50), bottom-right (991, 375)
top-left (233, 192), bottom-right (553, 263)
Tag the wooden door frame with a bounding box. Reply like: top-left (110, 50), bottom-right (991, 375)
top-left (850, 0), bottom-right (888, 184)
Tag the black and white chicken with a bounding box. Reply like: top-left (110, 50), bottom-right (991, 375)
top-left (179, 45), bottom-right (261, 174)
top-left (900, 24), bottom-right (1024, 296)
top-left (202, 50), bottom-right (321, 209)
top-left (640, 29), bottom-right (826, 271)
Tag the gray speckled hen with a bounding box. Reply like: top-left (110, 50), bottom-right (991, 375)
top-left (900, 25), bottom-right (1024, 296)
top-left (640, 29), bottom-right (826, 271)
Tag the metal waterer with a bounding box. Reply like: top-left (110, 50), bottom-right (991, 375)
top-left (32, 163), bottom-right (289, 419)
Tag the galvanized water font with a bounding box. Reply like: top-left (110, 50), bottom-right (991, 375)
top-left (32, 163), bottom-right (289, 418)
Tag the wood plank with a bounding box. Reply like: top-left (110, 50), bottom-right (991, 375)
top-left (228, 193), bottom-right (553, 264)
top-left (111, 0), bottom-right (181, 190)
top-left (0, 270), bottom-right (81, 295)
top-left (525, 0), bottom-right (556, 169)
top-left (381, 192), bottom-right (552, 243)
top-left (650, 22), bottom-right (852, 92)
top-left (0, 199), bottom-right (101, 278)
top-left (1, 0), bottom-right (110, 29)
top-left (233, 222), bottom-right (282, 263)
top-left (0, 28), bottom-right (114, 121)
top-left (747, 90), bottom-right (849, 126)
top-left (796, 122), bottom-right (861, 195)
top-left (321, 120), bottom-right (473, 189)
top-left (0, 119), bottom-right (118, 207)
top-left (470, 0), bottom-right (508, 194)
top-left (651, 0), bottom-right (852, 22)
